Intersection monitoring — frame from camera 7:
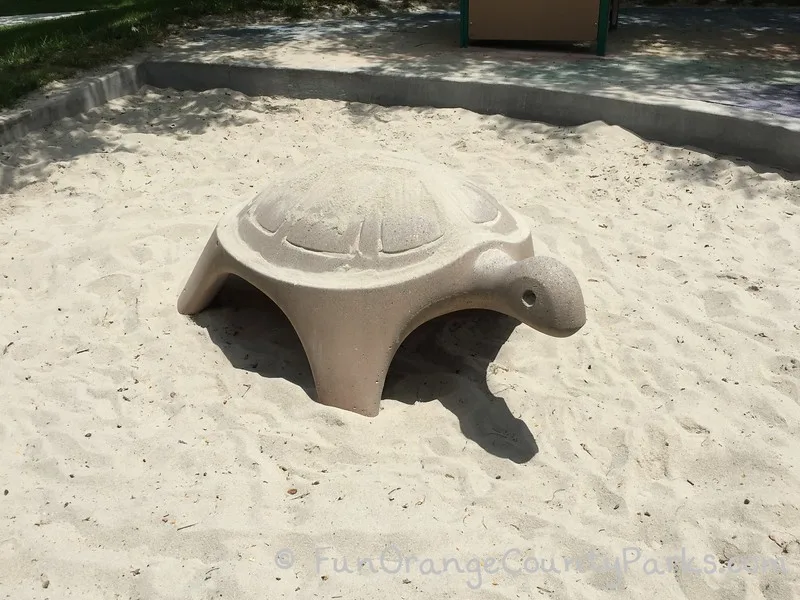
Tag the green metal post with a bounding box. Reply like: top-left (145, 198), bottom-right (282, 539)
top-left (459, 0), bottom-right (469, 48)
top-left (596, 0), bottom-right (611, 56)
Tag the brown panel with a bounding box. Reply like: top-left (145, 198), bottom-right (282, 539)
top-left (469, 0), bottom-right (601, 42)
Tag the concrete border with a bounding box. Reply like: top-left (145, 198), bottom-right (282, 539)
top-left (141, 60), bottom-right (800, 174)
top-left (2, 58), bottom-right (799, 174)
top-left (0, 63), bottom-right (144, 146)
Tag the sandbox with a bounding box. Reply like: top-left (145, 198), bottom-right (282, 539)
top-left (1, 85), bottom-right (799, 598)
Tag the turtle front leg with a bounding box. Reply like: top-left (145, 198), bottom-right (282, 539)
top-left (177, 230), bottom-right (232, 315)
top-left (282, 288), bottom-right (406, 417)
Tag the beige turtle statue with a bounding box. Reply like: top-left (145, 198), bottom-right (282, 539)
top-left (177, 152), bottom-right (586, 417)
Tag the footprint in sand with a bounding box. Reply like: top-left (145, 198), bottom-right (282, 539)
top-left (702, 289), bottom-right (736, 319)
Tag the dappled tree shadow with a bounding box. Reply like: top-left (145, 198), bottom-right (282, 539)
top-left (162, 6), bottom-right (799, 120)
top-left (644, 139), bottom-right (800, 192)
top-left (609, 7), bottom-right (800, 115)
top-left (0, 86), bottom-right (298, 193)
top-left (340, 101), bottom-right (583, 163)
top-left (2, 5), bottom-right (797, 196)
top-left (146, 5), bottom-right (800, 182)
top-left (613, 6), bottom-right (800, 60)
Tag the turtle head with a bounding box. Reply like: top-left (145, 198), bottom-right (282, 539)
top-left (476, 250), bottom-right (586, 337)
top-left (504, 255), bottom-right (586, 337)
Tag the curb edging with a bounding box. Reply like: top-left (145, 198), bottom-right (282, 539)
top-left (2, 58), bottom-right (798, 174)
top-left (0, 63), bottom-right (144, 146)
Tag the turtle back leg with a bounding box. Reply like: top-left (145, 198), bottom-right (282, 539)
top-left (280, 287), bottom-right (408, 417)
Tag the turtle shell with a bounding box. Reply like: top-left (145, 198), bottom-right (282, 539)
top-left (233, 152), bottom-right (529, 277)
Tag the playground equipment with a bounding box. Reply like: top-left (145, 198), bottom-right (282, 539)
top-left (177, 152), bottom-right (586, 417)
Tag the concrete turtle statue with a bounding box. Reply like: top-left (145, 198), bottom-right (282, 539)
top-left (178, 152), bottom-right (586, 416)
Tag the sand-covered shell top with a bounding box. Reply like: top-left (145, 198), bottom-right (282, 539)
top-left (231, 151), bottom-right (529, 278)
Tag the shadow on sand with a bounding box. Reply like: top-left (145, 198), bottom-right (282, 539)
top-left (192, 275), bottom-right (538, 463)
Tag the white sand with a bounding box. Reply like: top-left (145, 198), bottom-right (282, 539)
top-left (1, 87), bottom-right (799, 599)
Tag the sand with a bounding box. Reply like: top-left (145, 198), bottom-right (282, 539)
top-left (1, 87), bottom-right (799, 599)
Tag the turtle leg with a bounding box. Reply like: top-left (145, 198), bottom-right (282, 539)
top-left (177, 230), bottom-right (231, 315)
top-left (283, 289), bottom-right (404, 417)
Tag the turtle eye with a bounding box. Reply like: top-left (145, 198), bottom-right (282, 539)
top-left (522, 290), bottom-right (537, 307)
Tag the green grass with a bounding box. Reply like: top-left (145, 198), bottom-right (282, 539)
top-left (0, 0), bottom-right (138, 16)
top-left (0, 0), bottom-right (389, 109)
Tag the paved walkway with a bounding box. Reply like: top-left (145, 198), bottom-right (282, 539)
top-left (158, 7), bottom-right (800, 119)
